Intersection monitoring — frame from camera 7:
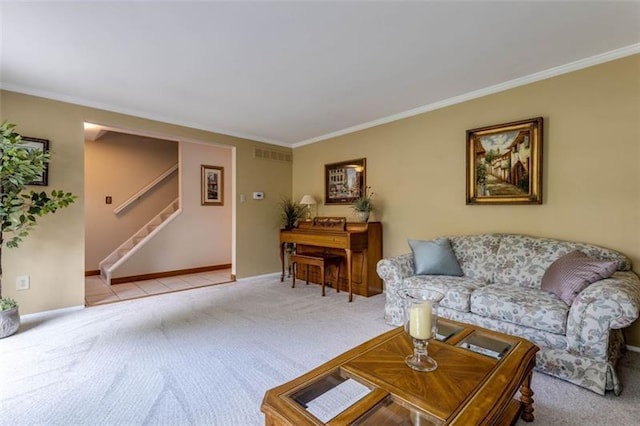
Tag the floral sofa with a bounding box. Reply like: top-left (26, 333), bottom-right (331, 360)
top-left (376, 234), bottom-right (640, 395)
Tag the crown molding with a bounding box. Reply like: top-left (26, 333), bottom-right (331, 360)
top-left (0, 83), bottom-right (289, 147)
top-left (3, 43), bottom-right (638, 150)
top-left (293, 43), bottom-right (640, 148)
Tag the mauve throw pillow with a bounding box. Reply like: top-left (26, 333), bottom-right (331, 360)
top-left (408, 238), bottom-right (463, 276)
top-left (541, 250), bottom-right (618, 305)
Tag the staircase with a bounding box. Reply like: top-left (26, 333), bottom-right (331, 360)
top-left (99, 198), bottom-right (181, 285)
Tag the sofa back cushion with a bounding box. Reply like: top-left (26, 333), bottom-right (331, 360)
top-left (408, 238), bottom-right (463, 276)
top-left (494, 234), bottom-right (629, 288)
top-left (449, 234), bottom-right (501, 283)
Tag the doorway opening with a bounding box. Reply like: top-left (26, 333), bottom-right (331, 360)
top-left (83, 122), bottom-right (235, 305)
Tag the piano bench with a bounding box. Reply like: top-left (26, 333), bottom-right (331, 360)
top-left (290, 254), bottom-right (343, 298)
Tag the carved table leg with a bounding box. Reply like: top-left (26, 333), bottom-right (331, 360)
top-left (520, 371), bottom-right (535, 422)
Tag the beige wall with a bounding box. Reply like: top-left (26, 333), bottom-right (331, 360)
top-left (292, 55), bottom-right (640, 345)
top-left (1, 90), bottom-right (292, 315)
top-left (115, 141), bottom-right (233, 277)
top-left (1, 93), bottom-right (85, 313)
top-left (85, 133), bottom-right (179, 270)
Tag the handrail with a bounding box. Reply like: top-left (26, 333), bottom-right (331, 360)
top-left (114, 163), bottom-right (178, 214)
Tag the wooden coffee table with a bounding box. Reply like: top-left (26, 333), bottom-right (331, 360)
top-left (261, 318), bottom-right (538, 425)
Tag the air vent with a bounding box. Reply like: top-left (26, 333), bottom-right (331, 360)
top-left (254, 147), bottom-right (292, 162)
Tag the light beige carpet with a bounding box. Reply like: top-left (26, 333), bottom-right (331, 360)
top-left (1, 274), bottom-right (638, 425)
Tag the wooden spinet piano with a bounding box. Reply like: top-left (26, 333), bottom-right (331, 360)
top-left (279, 217), bottom-right (383, 300)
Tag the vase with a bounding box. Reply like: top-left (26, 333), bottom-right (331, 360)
top-left (398, 287), bottom-right (443, 371)
top-left (0, 307), bottom-right (20, 339)
top-left (355, 211), bottom-right (370, 223)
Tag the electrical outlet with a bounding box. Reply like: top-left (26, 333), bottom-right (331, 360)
top-left (16, 275), bottom-right (30, 291)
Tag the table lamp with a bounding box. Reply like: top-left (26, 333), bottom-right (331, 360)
top-left (299, 195), bottom-right (317, 221)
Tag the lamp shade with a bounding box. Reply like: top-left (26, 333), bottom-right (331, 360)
top-left (299, 195), bottom-right (317, 205)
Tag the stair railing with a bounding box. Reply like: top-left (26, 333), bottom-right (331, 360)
top-left (113, 163), bottom-right (178, 215)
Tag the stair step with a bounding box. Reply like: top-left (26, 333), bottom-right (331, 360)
top-left (98, 199), bottom-right (180, 283)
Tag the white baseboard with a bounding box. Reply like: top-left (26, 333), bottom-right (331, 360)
top-left (236, 272), bottom-right (281, 282)
top-left (626, 344), bottom-right (640, 353)
top-left (20, 305), bottom-right (85, 320)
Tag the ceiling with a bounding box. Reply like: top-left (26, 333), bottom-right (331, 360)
top-left (2, 2), bottom-right (639, 147)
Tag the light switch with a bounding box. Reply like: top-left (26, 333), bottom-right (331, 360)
top-left (16, 275), bottom-right (30, 290)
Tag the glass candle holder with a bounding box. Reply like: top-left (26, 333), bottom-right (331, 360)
top-left (398, 287), bottom-right (444, 372)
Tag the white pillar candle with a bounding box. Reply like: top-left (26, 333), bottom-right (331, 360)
top-left (409, 301), bottom-right (433, 339)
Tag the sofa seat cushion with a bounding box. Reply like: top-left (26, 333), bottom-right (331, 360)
top-left (403, 275), bottom-right (487, 312)
top-left (470, 284), bottom-right (569, 334)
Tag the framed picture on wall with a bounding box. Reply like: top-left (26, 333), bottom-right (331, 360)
top-left (324, 158), bottom-right (366, 205)
top-left (18, 137), bottom-right (50, 186)
top-left (466, 117), bottom-right (543, 205)
top-left (201, 165), bottom-right (224, 206)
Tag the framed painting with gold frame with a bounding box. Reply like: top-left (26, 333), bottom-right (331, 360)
top-left (324, 158), bottom-right (366, 205)
top-left (466, 117), bottom-right (543, 205)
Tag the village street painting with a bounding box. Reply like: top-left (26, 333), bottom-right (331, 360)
top-left (474, 129), bottom-right (531, 196)
top-left (466, 117), bottom-right (543, 204)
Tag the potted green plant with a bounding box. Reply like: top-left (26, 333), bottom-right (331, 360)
top-left (352, 186), bottom-right (374, 222)
top-left (0, 121), bottom-right (77, 338)
top-left (277, 196), bottom-right (305, 279)
top-left (277, 196), bottom-right (305, 230)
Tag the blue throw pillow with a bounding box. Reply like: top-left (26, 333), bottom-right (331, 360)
top-left (408, 238), bottom-right (463, 276)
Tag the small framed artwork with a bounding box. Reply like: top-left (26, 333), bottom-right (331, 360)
top-left (19, 137), bottom-right (50, 186)
top-left (324, 158), bottom-right (366, 205)
top-left (201, 165), bottom-right (224, 206)
top-left (466, 117), bottom-right (543, 205)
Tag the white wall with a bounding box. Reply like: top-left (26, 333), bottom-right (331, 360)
top-left (114, 141), bottom-right (232, 277)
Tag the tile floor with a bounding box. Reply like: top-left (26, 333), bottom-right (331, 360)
top-left (85, 269), bottom-right (233, 306)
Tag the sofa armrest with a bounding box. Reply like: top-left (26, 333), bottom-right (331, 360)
top-left (377, 253), bottom-right (415, 326)
top-left (566, 271), bottom-right (640, 359)
top-left (377, 253), bottom-right (415, 282)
